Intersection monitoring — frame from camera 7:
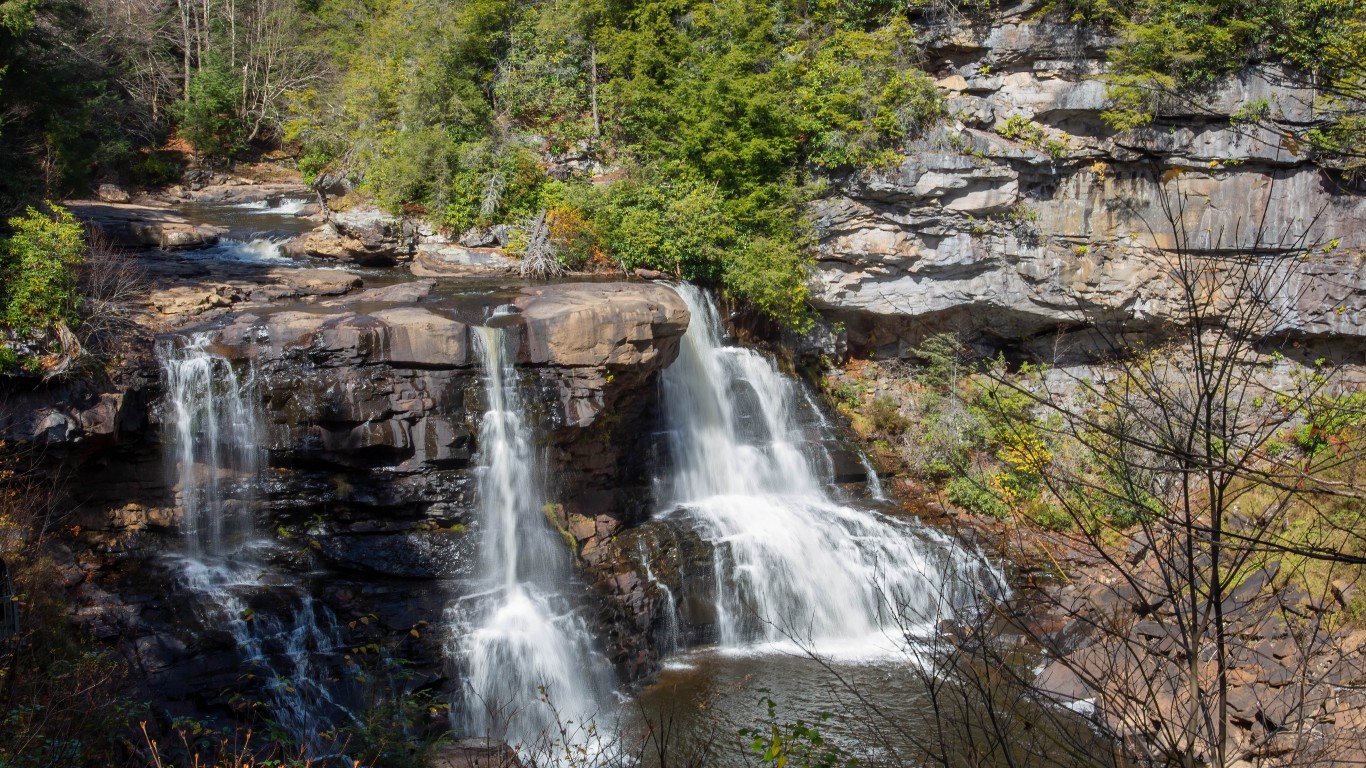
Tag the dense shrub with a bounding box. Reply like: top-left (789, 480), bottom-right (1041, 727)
top-left (285, 0), bottom-right (950, 326)
top-left (946, 474), bottom-right (1010, 519)
top-left (0, 206), bottom-right (86, 335)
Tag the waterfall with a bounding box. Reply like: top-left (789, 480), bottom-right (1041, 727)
top-left (451, 324), bottom-right (612, 756)
top-left (858, 453), bottom-right (887, 501)
top-left (659, 285), bottom-right (991, 656)
top-left (161, 333), bottom-right (258, 557)
top-left (636, 539), bottom-right (681, 654)
top-left (159, 335), bottom-right (354, 753)
top-left (235, 197), bottom-right (314, 215)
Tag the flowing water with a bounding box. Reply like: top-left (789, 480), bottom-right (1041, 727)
top-left (658, 285), bottom-right (996, 656)
top-left (616, 287), bottom-right (1007, 765)
top-left (152, 255), bottom-right (999, 762)
top-left (162, 333), bottom-right (257, 558)
top-left (159, 334), bottom-right (356, 753)
top-left (232, 197), bottom-right (316, 216)
top-left (450, 323), bottom-right (614, 756)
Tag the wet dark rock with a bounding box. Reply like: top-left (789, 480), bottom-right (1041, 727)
top-left (315, 531), bottom-right (472, 579)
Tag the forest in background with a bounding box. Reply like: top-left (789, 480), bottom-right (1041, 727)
top-left (2, 0), bottom-right (1365, 325)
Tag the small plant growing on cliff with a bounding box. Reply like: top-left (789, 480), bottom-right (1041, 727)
top-left (996, 115), bottom-right (1044, 144)
top-left (868, 396), bottom-right (911, 435)
top-left (996, 115), bottom-right (1069, 160)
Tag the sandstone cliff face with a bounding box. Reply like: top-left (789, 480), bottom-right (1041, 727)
top-left (811, 15), bottom-right (1366, 356)
top-left (0, 279), bottom-right (692, 726)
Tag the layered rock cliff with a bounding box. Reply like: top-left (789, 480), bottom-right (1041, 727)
top-left (811, 12), bottom-right (1366, 357)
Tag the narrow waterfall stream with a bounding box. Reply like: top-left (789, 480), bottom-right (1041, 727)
top-left (159, 334), bottom-right (355, 753)
top-left (658, 285), bottom-right (994, 655)
top-left (451, 323), bottom-right (613, 756)
top-left (162, 333), bottom-right (258, 558)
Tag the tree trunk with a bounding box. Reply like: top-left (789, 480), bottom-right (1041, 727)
top-left (590, 45), bottom-right (600, 137)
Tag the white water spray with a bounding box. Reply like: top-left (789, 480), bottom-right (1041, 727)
top-left (199, 237), bottom-right (292, 265)
top-left (162, 333), bottom-right (258, 557)
top-left (160, 334), bottom-right (354, 751)
top-left (659, 286), bottom-right (991, 656)
top-left (452, 325), bottom-right (612, 755)
top-left (235, 197), bottom-right (314, 216)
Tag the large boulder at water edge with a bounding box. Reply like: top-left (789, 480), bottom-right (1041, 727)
top-left (513, 282), bottom-right (691, 368)
top-left (294, 205), bottom-right (416, 266)
top-left (67, 200), bottom-right (225, 249)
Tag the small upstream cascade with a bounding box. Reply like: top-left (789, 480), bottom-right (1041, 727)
top-left (160, 334), bottom-right (354, 752)
top-left (660, 286), bottom-right (993, 656)
top-left (451, 324), bottom-right (613, 756)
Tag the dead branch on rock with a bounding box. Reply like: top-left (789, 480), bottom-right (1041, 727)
top-left (519, 210), bottom-right (564, 280)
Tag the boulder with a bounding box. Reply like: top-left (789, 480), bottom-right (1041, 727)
top-left (513, 282), bottom-right (690, 367)
top-left (411, 243), bottom-right (514, 276)
top-left (217, 307), bottom-right (470, 368)
top-left (97, 184), bottom-right (131, 203)
top-left (291, 206), bottom-right (416, 266)
top-left (146, 267), bottom-right (362, 319)
top-left (328, 205), bottom-right (416, 265)
top-left (172, 181), bottom-right (316, 207)
top-left (66, 200), bottom-right (225, 250)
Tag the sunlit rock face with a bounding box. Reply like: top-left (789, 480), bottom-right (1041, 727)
top-left (811, 14), bottom-right (1366, 358)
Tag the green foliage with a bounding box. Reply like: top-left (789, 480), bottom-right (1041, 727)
top-left (334, 658), bottom-right (447, 768)
top-left (1284, 389), bottom-right (1366, 456)
top-left (1023, 500), bottom-right (1073, 531)
top-left (131, 154), bottom-right (183, 187)
top-left (996, 115), bottom-right (1046, 144)
top-left (0, 204), bottom-right (85, 339)
top-left (175, 56), bottom-right (247, 161)
top-left (793, 18), bottom-right (944, 170)
top-left (724, 236), bottom-right (814, 330)
top-left (739, 695), bottom-right (859, 768)
top-left (911, 333), bottom-right (968, 390)
top-left (492, 4), bottom-right (596, 153)
top-left (946, 474), bottom-right (1010, 519)
top-left (0, 0), bottom-right (149, 208)
top-left (575, 174), bottom-right (734, 278)
top-left (435, 143), bottom-right (550, 232)
top-left (1079, 0), bottom-right (1366, 165)
top-left (286, 0), bottom-right (946, 325)
top-left (995, 115), bottom-right (1069, 159)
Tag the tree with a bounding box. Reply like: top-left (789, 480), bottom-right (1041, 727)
top-left (949, 178), bottom-right (1366, 767)
top-left (174, 54), bottom-right (246, 160)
